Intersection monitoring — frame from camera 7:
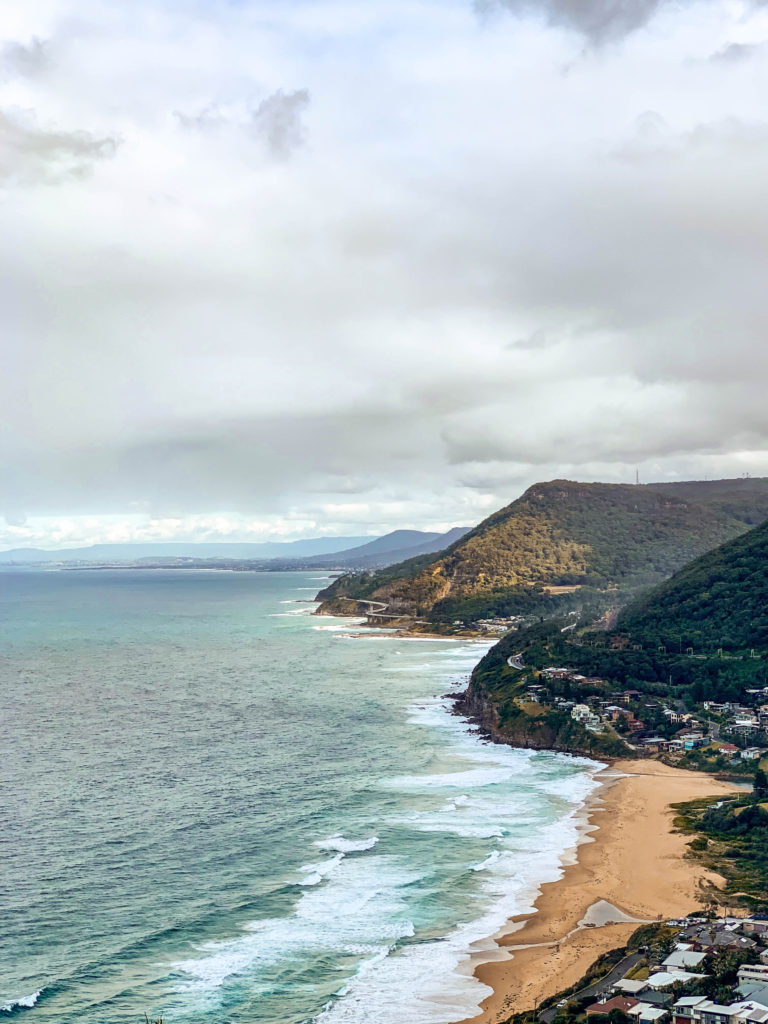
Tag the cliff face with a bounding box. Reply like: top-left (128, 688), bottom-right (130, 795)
top-left (458, 659), bottom-right (632, 760)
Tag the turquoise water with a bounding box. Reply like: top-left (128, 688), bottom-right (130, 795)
top-left (1, 570), bottom-right (601, 1023)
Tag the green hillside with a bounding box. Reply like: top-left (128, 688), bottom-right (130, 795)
top-left (317, 478), bottom-right (768, 624)
top-left (460, 518), bottom-right (768, 760)
top-left (619, 517), bottom-right (768, 653)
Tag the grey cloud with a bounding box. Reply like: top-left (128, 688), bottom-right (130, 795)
top-left (0, 407), bottom-right (445, 516)
top-left (1, 37), bottom-right (50, 78)
top-left (476, 0), bottom-right (667, 42)
top-left (710, 42), bottom-right (766, 63)
top-left (478, 0), bottom-right (768, 42)
top-left (174, 106), bottom-right (226, 132)
top-left (175, 89), bottom-right (310, 158)
top-left (251, 89), bottom-right (310, 157)
top-left (0, 109), bottom-right (118, 185)
top-left (506, 329), bottom-right (561, 351)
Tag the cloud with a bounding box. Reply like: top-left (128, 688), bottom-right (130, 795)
top-left (476, 0), bottom-right (668, 42)
top-left (477, 0), bottom-right (768, 43)
top-left (3, 0), bottom-right (768, 545)
top-left (1, 37), bottom-right (50, 78)
top-left (175, 88), bottom-right (310, 158)
top-left (709, 41), bottom-right (767, 62)
top-left (0, 108), bottom-right (117, 185)
top-left (251, 88), bottom-right (310, 157)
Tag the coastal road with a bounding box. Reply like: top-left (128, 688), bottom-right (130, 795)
top-left (507, 653), bottom-right (525, 671)
top-left (358, 599), bottom-right (413, 621)
top-left (538, 951), bottom-right (644, 1023)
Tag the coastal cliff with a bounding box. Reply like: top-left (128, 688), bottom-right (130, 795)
top-left (457, 640), bottom-right (633, 760)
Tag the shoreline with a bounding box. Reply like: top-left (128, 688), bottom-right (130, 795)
top-left (311, 607), bottom-right (739, 1024)
top-left (456, 759), bottom-right (738, 1024)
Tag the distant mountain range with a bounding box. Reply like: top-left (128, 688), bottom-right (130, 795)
top-left (0, 537), bottom-right (372, 563)
top-left (317, 477), bottom-right (768, 623)
top-left (0, 527), bottom-right (471, 570)
top-left (303, 527), bottom-right (470, 569)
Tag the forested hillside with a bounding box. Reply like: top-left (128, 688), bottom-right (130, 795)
top-left (317, 478), bottom-right (768, 623)
top-left (618, 517), bottom-right (768, 652)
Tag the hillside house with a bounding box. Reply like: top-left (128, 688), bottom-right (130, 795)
top-left (587, 997), bottom-right (639, 1016)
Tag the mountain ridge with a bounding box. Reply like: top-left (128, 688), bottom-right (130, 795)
top-left (316, 477), bottom-right (768, 623)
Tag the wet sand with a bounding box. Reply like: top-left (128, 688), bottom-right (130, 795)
top-left (458, 760), bottom-right (737, 1024)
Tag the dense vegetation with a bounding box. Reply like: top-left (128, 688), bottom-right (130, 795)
top-left (673, 783), bottom-right (768, 911)
top-left (468, 513), bottom-right (768, 714)
top-left (465, 608), bottom-right (768, 724)
top-left (317, 478), bottom-right (768, 623)
top-left (619, 518), bottom-right (768, 653)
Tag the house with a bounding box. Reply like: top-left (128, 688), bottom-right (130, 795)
top-left (673, 996), bottom-right (709, 1024)
top-left (671, 999), bottom-right (768, 1024)
top-left (738, 988), bottom-right (768, 1010)
top-left (616, 980), bottom-right (651, 995)
top-left (738, 966), bottom-right (768, 985)
top-left (643, 738), bottom-right (670, 752)
top-left (691, 928), bottom-right (757, 951)
top-left (741, 747), bottom-right (763, 761)
top-left (587, 996), bottom-right (640, 1016)
top-left (628, 1005), bottom-right (669, 1024)
top-left (742, 918), bottom-right (768, 936)
top-left (733, 717), bottom-right (759, 731)
top-left (642, 993), bottom-right (675, 1008)
top-left (665, 709), bottom-right (694, 725)
top-left (684, 737), bottom-right (706, 750)
top-left (718, 743), bottom-right (740, 756)
top-left (572, 704), bottom-right (602, 732)
top-left (663, 950), bottom-right (708, 970)
top-left (647, 971), bottom-right (705, 989)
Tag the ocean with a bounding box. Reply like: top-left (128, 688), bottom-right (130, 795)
top-left (0, 569), bottom-right (602, 1023)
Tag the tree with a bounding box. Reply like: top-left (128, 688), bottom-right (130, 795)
top-left (754, 767), bottom-right (768, 799)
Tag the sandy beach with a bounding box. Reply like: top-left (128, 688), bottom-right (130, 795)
top-left (459, 760), bottom-right (738, 1024)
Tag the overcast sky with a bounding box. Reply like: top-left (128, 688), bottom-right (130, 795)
top-left (2, 0), bottom-right (768, 549)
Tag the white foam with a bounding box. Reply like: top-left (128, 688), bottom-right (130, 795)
top-left (298, 854), bottom-right (345, 886)
top-left (171, 855), bottom-right (418, 1000)
top-left (312, 621), bottom-right (365, 631)
top-left (169, 638), bottom-right (604, 1024)
top-left (314, 835), bottom-right (379, 853)
top-left (471, 850), bottom-right (501, 872)
top-left (387, 765), bottom-right (516, 789)
top-left (1, 990), bottom-right (42, 1012)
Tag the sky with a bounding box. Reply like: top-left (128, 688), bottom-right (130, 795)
top-left (2, 0), bottom-right (768, 550)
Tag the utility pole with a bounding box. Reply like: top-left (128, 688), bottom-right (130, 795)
top-left (635, 467), bottom-right (640, 486)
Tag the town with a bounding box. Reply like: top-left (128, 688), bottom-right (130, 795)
top-left (540, 914), bottom-right (768, 1024)
top-left (517, 668), bottom-right (768, 770)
